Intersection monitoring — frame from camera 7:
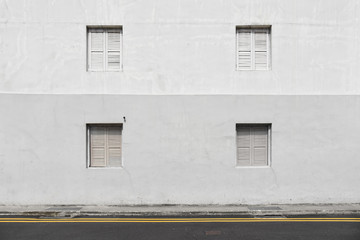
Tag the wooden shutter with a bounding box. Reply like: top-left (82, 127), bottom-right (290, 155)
top-left (236, 127), bottom-right (251, 166)
top-left (254, 29), bottom-right (269, 70)
top-left (252, 126), bottom-right (268, 165)
top-left (107, 126), bottom-right (122, 167)
top-left (106, 30), bottom-right (121, 70)
top-left (236, 124), bottom-right (269, 166)
top-left (237, 27), bottom-right (270, 70)
top-left (90, 127), bottom-right (106, 167)
top-left (89, 29), bottom-right (104, 70)
top-left (237, 29), bottom-right (252, 70)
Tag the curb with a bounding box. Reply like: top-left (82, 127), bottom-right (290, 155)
top-left (1, 204), bottom-right (359, 218)
top-left (1, 209), bottom-right (360, 218)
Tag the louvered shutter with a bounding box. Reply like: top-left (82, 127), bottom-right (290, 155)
top-left (89, 29), bottom-right (104, 70)
top-left (254, 29), bottom-right (268, 70)
top-left (252, 127), bottom-right (268, 165)
top-left (107, 126), bottom-right (122, 167)
top-left (107, 30), bottom-right (121, 70)
top-left (90, 127), bottom-right (106, 167)
top-left (236, 127), bottom-right (251, 166)
top-left (237, 29), bottom-right (252, 70)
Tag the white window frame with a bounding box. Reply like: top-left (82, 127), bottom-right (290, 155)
top-left (87, 26), bottom-right (123, 72)
top-left (86, 124), bottom-right (123, 168)
top-left (236, 26), bottom-right (271, 71)
top-left (235, 123), bottom-right (271, 167)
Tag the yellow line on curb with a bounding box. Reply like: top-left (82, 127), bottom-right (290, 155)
top-left (0, 218), bottom-right (360, 223)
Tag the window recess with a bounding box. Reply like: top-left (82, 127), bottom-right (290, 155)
top-left (236, 124), bottom-right (271, 166)
top-left (87, 27), bottom-right (122, 71)
top-left (236, 26), bottom-right (271, 70)
top-left (87, 124), bottom-right (123, 168)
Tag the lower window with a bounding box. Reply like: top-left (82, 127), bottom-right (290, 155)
top-left (236, 124), bottom-right (271, 166)
top-left (87, 124), bottom-right (122, 168)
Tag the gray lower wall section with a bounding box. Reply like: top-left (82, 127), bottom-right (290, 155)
top-left (0, 94), bottom-right (359, 205)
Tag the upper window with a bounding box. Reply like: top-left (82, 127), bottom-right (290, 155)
top-left (236, 124), bottom-right (271, 166)
top-left (87, 27), bottom-right (122, 71)
top-left (236, 26), bottom-right (271, 70)
top-left (87, 124), bottom-right (123, 168)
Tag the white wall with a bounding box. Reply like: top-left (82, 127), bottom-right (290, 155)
top-left (0, 94), bottom-right (359, 205)
top-left (1, 0), bottom-right (360, 94)
top-left (1, 0), bottom-right (360, 205)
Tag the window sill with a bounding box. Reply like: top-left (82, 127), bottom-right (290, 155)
top-left (235, 165), bottom-right (271, 169)
top-left (235, 69), bottom-right (272, 72)
top-left (87, 70), bottom-right (123, 72)
top-left (87, 167), bottom-right (124, 169)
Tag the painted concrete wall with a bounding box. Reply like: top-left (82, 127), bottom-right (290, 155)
top-left (1, 0), bottom-right (360, 94)
top-left (1, 1), bottom-right (360, 205)
top-left (0, 94), bottom-right (359, 205)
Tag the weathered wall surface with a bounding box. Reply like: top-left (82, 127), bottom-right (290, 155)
top-left (0, 94), bottom-right (359, 205)
top-left (1, 0), bottom-right (360, 94)
top-left (1, 1), bottom-right (360, 205)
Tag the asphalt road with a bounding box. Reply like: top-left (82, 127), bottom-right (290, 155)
top-left (1, 216), bottom-right (359, 240)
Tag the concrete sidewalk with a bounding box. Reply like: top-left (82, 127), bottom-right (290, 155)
top-left (0, 204), bottom-right (359, 217)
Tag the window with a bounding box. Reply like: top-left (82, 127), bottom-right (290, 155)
top-left (87, 124), bottom-right (122, 167)
top-left (236, 26), bottom-right (271, 70)
top-left (87, 27), bottom-right (122, 71)
top-left (236, 124), bottom-right (271, 166)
